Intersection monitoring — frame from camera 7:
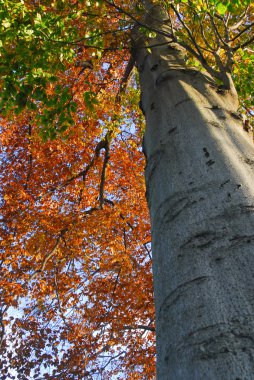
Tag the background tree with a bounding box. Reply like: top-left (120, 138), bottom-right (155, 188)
top-left (0, 0), bottom-right (253, 379)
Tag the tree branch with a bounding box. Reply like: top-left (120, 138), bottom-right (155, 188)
top-left (170, 3), bottom-right (206, 63)
top-left (104, 0), bottom-right (173, 40)
top-left (116, 55), bottom-right (135, 102)
top-left (99, 138), bottom-right (110, 208)
top-left (122, 324), bottom-right (155, 332)
top-left (228, 6), bottom-right (250, 31)
top-left (233, 35), bottom-right (254, 51)
top-left (24, 124), bottom-right (33, 190)
top-left (29, 228), bottom-right (67, 281)
top-left (54, 266), bottom-right (72, 330)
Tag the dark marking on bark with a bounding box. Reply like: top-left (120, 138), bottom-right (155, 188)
top-left (156, 70), bottom-right (175, 85)
top-left (229, 234), bottom-right (254, 248)
top-left (241, 205), bottom-right (254, 212)
top-left (227, 192), bottom-right (231, 198)
top-left (168, 45), bottom-right (178, 51)
top-left (181, 68), bottom-right (199, 76)
top-left (207, 105), bottom-right (227, 119)
top-left (159, 276), bottom-right (209, 317)
top-left (216, 204), bottom-right (254, 223)
top-left (145, 149), bottom-right (165, 184)
top-left (181, 231), bottom-right (218, 250)
top-left (220, 179), bottom-right (230, 188)
top-left (216, 87), bottom-right (226, 94)
top-left (197, 333), bottom-right (254, 360)
top-left (184, 319), bottom-right (254, 361)
top-left (203, 147), bottom-right (210, 158)
top-left (230, 112), bottom-right (242, 120)
top-left (150, 102), bottom-right (155, 110)
top-left (150, 63), bottom-right (158, 71)
top-left (243, 157), bottom-right (254, 166)
top-left (209, 120), bottom-right (222, 128)
top-left (164, 354), bottom-right (169, 363)
top-left (206, 159), bottom-right (215, 166)
top-left (168, 127), bottom-right (177, 135)
top-left (164, 197), bottom-right (191, 222)
top-left (175, 98), bottom-right (191, 107)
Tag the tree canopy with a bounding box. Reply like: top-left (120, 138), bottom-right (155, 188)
top-left (0, 1), bottom-right (253, 378)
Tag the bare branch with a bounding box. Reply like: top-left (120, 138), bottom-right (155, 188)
top-left (196, 14), bottom-right (215, 52)
top-left (116, 55), bottom-right (135, 102)
top-left (122, 324), bottom-right (155, 332)
top-left (99, 138), bottom-right (110, 208)
top-left (171, 3), bottom-right (206, 63)
top-left (207, 11), bottom-right (228, 48)
top-left (228, 6), bottom-right (250, 31)
top-left (24, 124), bottom-right (33, 190)
top-left (233, 35), bottom-right (254, 51)
top-left (0, 307), bottom-right (6, 349)
top-left (230, 22), bottom-right (254, 42)
top-left (29, 228), bottom-right (67, 281)
top-left (104, 0), bottom-right (173, 40)
top-left (143, 242), bottom-right (152, 261)
top-left (54, 267), bottom-right (72, 330)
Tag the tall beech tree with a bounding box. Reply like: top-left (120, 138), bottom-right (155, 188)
top-left (0, 0), bottom-right (253, 379)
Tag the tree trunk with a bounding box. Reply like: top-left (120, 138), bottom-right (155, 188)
top-left (134, 5), bottom-right (254, 380)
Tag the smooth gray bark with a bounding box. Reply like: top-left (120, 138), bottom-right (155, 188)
top-left (134, 5), bottom-right (254, 380)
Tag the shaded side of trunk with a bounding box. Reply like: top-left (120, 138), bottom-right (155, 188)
top-left (134, 10), bottom-right (254, 380)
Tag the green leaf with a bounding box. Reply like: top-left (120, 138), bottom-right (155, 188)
top-left (83, 91), bottom-right (98, 110)
top-left (217, 3), bottom-right (227, 15)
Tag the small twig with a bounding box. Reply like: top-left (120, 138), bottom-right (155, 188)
top-left (112, 267), bottom-right (121, 295)
top-left (53, 266), bottom-right (71, 330)
top-left (99, 139), bottom-right (110, 208)
top-left (171, 3), bottom-right (206, 63)
top-left (191, 8), bottom-right (214, 52)
top-left (0, 307), bottom-right (7, 349)
top-left (208, 13), bottom-right (226, 47)
top-left (143, 242), bottom-right (152, 261)
top-left (115, 55), bottom-right (135, 102)
top-left (228, 6), bottom-right (250, 31)
top-left (230, 22), bottom-right (254, 42)
top-left (29, 228), bottom-right (67, 281)
top-left (50, 137), bottom-right (109, 194)
top-left (122, 324), bottom-right (155, 332)
top-left (104, 0), bottom-right (173, 40)
top-left (24, 124), bottom-right (33, 190)
top-left (233, 35), bottom-right (254, 51)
